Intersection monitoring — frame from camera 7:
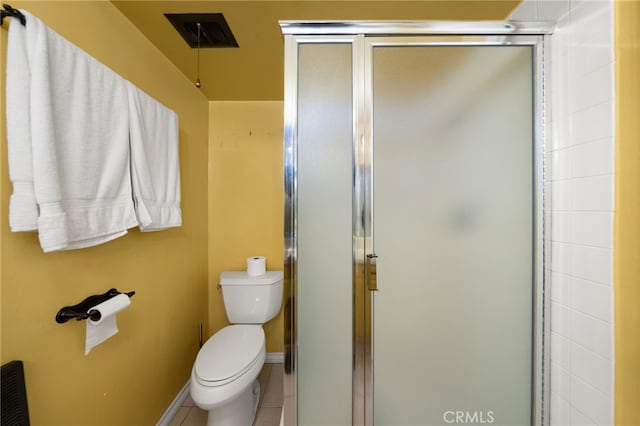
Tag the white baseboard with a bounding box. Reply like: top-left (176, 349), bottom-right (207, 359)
top-left (156, 380), bottom-right (190, 426)
top-left (265, 352), bottom-right (284, 363)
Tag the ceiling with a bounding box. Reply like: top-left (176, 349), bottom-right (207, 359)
top-left (112, 1), bottom-right (520, 101)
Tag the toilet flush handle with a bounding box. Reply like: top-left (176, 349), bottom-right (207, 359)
top-left (366, 253), bottom-right (379, 292)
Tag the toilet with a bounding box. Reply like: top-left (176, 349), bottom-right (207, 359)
top-left (190, 270), bottom-right (283, 426)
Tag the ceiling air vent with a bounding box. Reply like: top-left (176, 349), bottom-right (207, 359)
top-left (165, 13), bottom-right (239, 48)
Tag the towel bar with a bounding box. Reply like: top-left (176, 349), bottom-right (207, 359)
top-left (1, 4), bottom-right (26, 26)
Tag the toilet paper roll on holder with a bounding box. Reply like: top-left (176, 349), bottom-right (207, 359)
top-left (55, 288), bottom-right (135, 323)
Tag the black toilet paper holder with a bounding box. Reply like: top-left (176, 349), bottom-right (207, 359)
top-left (55, 288), bottom-right (135, 323)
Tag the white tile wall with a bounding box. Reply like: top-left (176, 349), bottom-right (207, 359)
top-left (509, 1), bottom-right (615, 425)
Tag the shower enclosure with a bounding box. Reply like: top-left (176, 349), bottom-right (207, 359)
top-left (282, 22), bottom-right (553, 426)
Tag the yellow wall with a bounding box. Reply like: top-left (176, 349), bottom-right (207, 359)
top-left (0, 2), bottom-right (210, 425)
top-left (614, 0), bottom-right (640, 424)
top-left (208, 101), bottom-right (284, 352)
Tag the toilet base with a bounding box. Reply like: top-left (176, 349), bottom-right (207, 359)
top-left (207, 380), bottom-right (261, 426)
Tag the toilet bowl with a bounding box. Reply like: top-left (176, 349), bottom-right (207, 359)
top-left (190, 325), bottom-right (265, 425)
top-left (189, 270), bottom-right (283, 426)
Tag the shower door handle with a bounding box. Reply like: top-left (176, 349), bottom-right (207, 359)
top-left (366, 253), bottom-right (379, 291)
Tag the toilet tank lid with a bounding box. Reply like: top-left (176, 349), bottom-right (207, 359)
top-left (220, 270), bottom-right (283, 285)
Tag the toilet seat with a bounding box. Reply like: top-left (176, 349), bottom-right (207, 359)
top-left (194, 325), bottom-right (264, 387)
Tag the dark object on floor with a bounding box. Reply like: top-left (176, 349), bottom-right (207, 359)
top-left (1, 360), bottom-right (30, 426)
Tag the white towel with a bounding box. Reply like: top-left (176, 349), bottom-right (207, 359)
top-left (6, 13), bottom-right (37, 231)
top-left (127, 83), bottom-right (182, 231)
top-left (7, 11), bottom-right (138, 252)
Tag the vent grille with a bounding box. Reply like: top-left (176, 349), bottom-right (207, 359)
top-left (1, 361), bottom-right (30, 426)
top-left (165, 13), bottom-right (239, 48)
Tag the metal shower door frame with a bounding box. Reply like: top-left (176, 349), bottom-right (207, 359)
top-left (282, 21), bottom-right (553, 426)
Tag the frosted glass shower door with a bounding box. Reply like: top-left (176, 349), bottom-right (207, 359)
top-left (371, 45), bottom-right (534, 425)
top-left (296, 41), bottom-right (354, 426)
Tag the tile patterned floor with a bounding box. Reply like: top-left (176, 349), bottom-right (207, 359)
top-left (169, 363), bottom-right (283, 426)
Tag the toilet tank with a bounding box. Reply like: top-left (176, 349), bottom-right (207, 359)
top-left (219, 271), bottom-right (283, 324)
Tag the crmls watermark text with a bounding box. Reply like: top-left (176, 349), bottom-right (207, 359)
top-left (443, 410), bottom-right (495, 424)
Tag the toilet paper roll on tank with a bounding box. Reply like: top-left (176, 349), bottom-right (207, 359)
top-left (247, 256), bottom-right (266, 276)
top-left (85, 293), bottom-right (131, 355)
